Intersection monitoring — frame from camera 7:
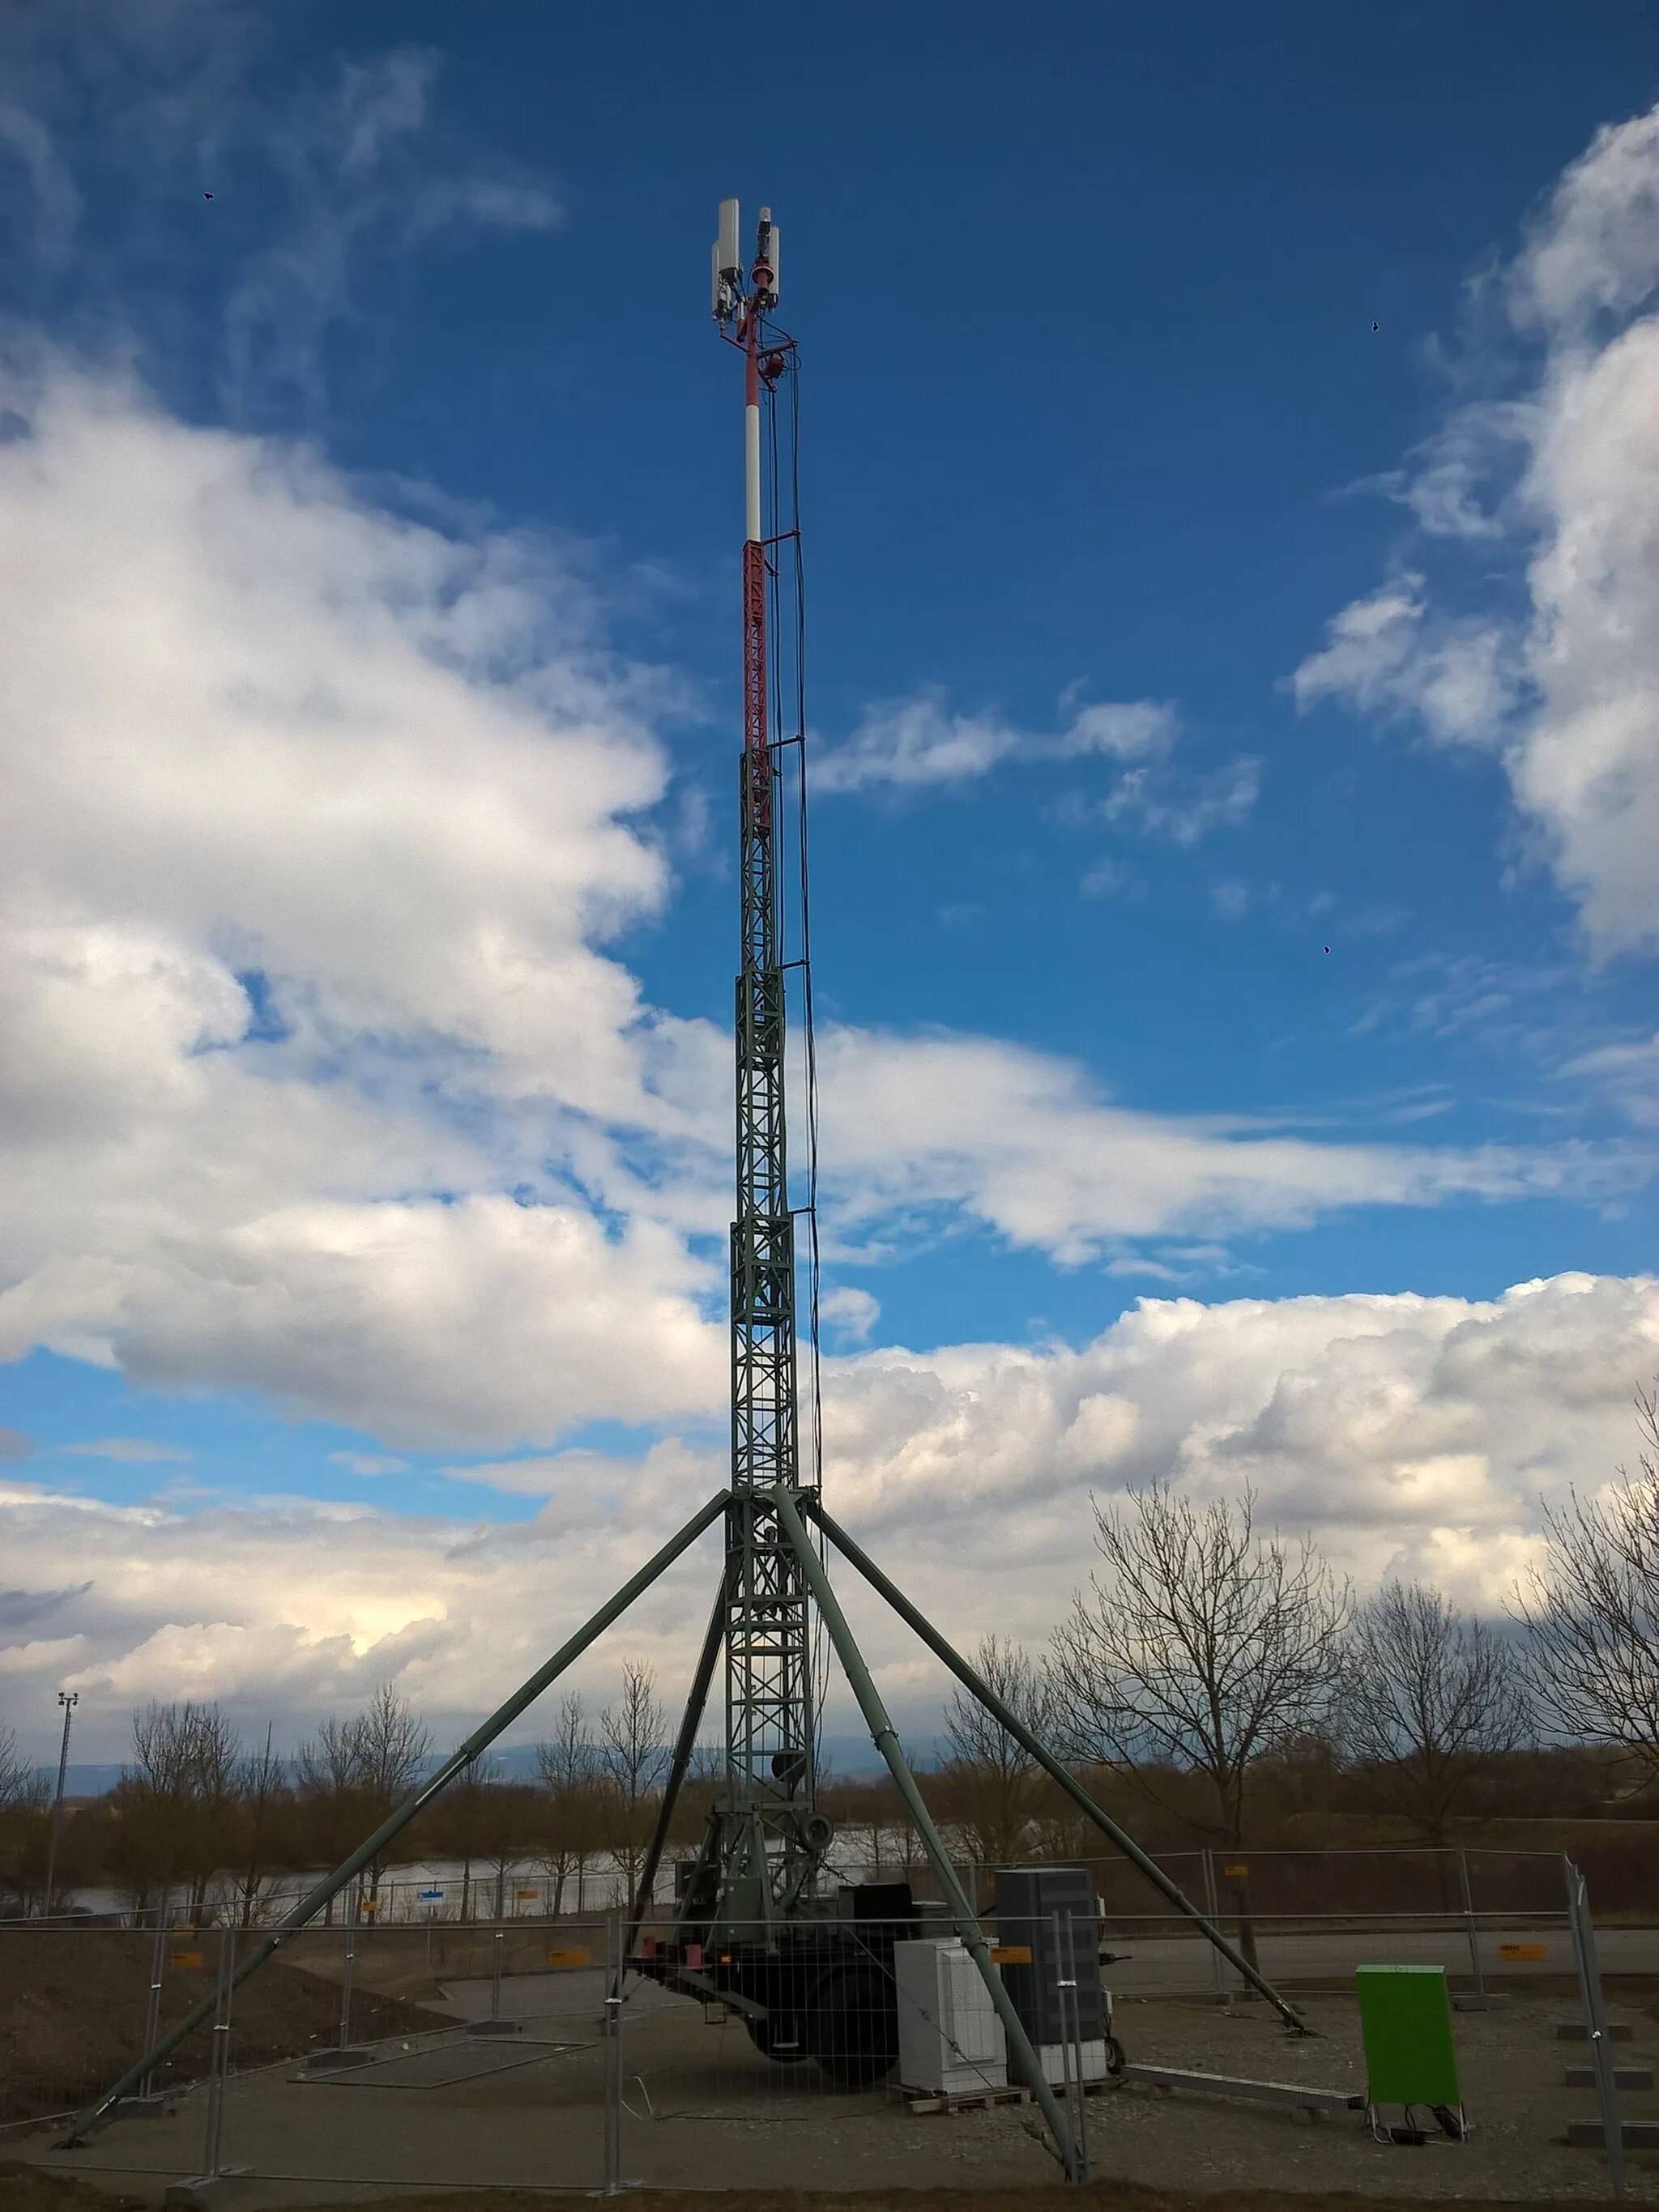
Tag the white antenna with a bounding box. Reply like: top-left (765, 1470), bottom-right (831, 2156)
top-left (754, 207), bottom-right (778, 309)
top-left (717, 198), bottom-right (742, 282)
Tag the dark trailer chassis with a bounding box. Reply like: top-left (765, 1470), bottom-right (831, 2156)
top-left (632, 1882), bottom-right (932, 2087)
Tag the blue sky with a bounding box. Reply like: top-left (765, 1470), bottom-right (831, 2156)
top-left (0, 2), bottom-right (1655, 1755)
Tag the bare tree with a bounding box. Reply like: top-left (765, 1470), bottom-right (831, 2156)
top-left (298, 1681), bottom-right (430, 1917)
top-left (937, 1635), bottom-right (1054, 1866)
top-left (0, 1724), bottom-right (49, 1915)
top-left (1050, 1483), bottom-right (1351, 1848)
top-left (119, 1702), bottom-right (243, 1918)
top-left (1341, 1581), bottom-right (1530, 1841)
top-left (0, 1725), bottom-right (42, 1809)
top-left (431, 1758), bottom-right (493, 1921)
top-left (1515, 1383), bottom-right (1659, 1775)
top-left (596, 1663), bottom-right (667, 1908)
top-left (231, 1724), bottom-right (288, 1927)
top-left (535, 1692), bottom-right (600, 1916)
top-left (334, 1681), bottom-right (431, 1804)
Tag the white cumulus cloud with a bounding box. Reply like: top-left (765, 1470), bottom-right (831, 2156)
top-left (813, 1027), bottom-right (1636, 1267)
top-left (812, 691), bottom-right (1175, 793)
top-left (1294, 105), bottom-right (1659, 956)
top-left (0, 358), bottom-right (726, 1447)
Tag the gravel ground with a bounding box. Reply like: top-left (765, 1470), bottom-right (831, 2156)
top-left (13, 1979), bottom-right (1655, 2207)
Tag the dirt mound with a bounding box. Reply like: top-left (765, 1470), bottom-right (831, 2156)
top-left (0, 2162), bottom-right (143, 2210)
top-left (0, 1929), bottom-right (437, 2125)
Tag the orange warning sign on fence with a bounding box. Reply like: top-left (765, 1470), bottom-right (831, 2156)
top-left (171, 1950), bottom-right (203, 1970)
top-left (1498, 1942), bottom-right (1548, 1962)
top-left (546, 1948), bottom-right (589, 1969)
top-left (991, 1946), bottom-right (1033, 1966)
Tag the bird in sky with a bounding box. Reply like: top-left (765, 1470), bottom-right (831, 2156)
top-left (1371, 320), bottom-right (1379, 331)
top-left (203, 191), bottom-right (214, 201)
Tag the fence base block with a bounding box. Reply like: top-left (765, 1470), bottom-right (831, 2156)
top-left (163, 2170), bottom-right (249, 2206)
top-left (1565, 2065), bottom-right (1655, 2091)
top-left (1567, 2120), bottom-right (1659, 2149)
top-left (464, 2018), bottom-right (522, 2036)
top-left (1452, 1993), bottom-right (1510, 2012)
top-left (1557, 2021), bottom-right (1634, 2041)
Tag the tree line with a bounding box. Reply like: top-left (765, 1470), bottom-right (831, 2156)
top-left (4, 1382), bottom-right (1657, 1920)
top-left (944, 1383), bottom-right (1659, 1860)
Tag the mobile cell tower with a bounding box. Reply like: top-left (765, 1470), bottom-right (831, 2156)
top-left (672, 198), bottom-right (831, 1933)
top-left (68, 201), bottom-right (1311, 2180)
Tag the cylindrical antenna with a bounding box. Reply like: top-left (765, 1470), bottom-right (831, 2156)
top-left (717, 198), bottom-right (742, 282)
top-left (710, 240), bottom-right (727, 322)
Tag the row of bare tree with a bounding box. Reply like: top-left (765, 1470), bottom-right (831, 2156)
top-left (946, 1385), bottom-right (1659, 1856)
top-left (0, 1666), bottom-right (677, 1920)
top-left (4, 1385), bottom-right (1657, 1914)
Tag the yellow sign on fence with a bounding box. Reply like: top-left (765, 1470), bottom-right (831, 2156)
top-left (1223, 1864), bottom-right (1248, 1879)
top-left (1498, 1942), bottom-right (1548, 1963)
top-left (990, 1946), bottom-right (1032, 1966)
top-left (171, 1950), bottom-right (203, 1970)
top-left (516, 1888), bottom-right (539, 1900)
top-left (546, 1948), bottom-right (589, 1969)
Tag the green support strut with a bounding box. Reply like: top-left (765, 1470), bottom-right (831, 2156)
top-left (769, 1487), bottom-right (1082, 2183)
top-left (804, 1494), bottom-right (1311, 2037)
top-left (620, 1561), bottom-right (730, 1977)
top-left (61, 1488), bottom-right (731, 2147)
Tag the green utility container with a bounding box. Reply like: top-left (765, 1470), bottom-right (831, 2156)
top-left (1355, 1964), bottom-right (1462, 2108)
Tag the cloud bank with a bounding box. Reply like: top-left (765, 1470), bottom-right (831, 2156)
top-left (2, 1271), bottom-right (1652, 1754)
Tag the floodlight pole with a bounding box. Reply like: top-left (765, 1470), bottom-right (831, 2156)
top-left (804, 1494), bottom-right (1313, 2037)
top-left (41, 1688), bottom-right (78, 1919)
top-left (770, 1487), bottom-right (1081, 2182)
top-left (62, 1487), bottom-right (730, 2146)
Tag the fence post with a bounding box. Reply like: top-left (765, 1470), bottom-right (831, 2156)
top-left (603, 1911), bottom-right (622, 2194)
top-left (1565, 1856), bottom-right (1623, 2200)
top-left (199, 1927), bottom-right (234, 2181)
top-left (339, 1916), bottom-right (356, 2049)
top-left (491, 1920), bottom-right (505, 2025)
top-left (140, 1896), bottom-right (168, 2100)
top-left (1055, 1908), bottom-right (1090, 2182)
top-left (1456, 1848), bottom-right (1490, 2005)
top-left (1201, 1852), bottom-right (1227, 2005)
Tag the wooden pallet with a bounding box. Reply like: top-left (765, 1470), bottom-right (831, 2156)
top-left (906, 2083), bottom-right (1033, 2116)
top-left (906, 2075), bottom-right (1117, 2117)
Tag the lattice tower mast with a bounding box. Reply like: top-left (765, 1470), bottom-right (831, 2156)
top-left (698, 198), bottom-right (829, 1930)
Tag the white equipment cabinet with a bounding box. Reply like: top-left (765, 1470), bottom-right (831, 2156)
top-left (893, 1937), bottom-right (1008, 2096)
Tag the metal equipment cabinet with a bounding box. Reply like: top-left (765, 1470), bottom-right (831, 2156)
top-left (894, 1937), bottom-right (1008, 2096)
top-left (993, 1865), bottom-right (1113, 2085)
